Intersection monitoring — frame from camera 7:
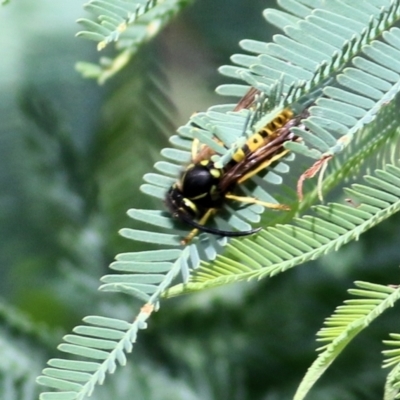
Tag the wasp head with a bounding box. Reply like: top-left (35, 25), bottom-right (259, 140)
top-left (165, 184), bottom-right (198, 219)
top-left (165, 162), bottom-right (261, 239)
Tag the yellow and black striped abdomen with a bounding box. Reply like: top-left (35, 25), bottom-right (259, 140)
top-left (231, 108), bottom-right (294, 163)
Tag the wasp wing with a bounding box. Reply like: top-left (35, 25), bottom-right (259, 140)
top-left (218, 111), bottom-right (309, 193)
top-left (233, 87), bottom-right (261, 112)
top-left (192, 87), bottom-right (261, 163)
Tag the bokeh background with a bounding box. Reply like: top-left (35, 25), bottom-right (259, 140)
top-left (1, 1), bottom-right (399, 399)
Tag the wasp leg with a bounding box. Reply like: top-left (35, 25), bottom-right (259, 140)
top-left (225, 194), bottom-right (290, 210)
top-left (191, 138), bottom-right (201, 161)
top-left (181, 208), bottom-right (216, 245)
top-left (237, 149), bottom-right (290, 184)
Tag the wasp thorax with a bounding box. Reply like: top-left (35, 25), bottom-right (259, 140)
top-left (180, 162), bottom-right (222, 201)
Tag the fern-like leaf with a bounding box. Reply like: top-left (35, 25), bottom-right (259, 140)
top-left (382, 331), bottom-right (400, 399)
top-left (38, 1), bottom-right (400, 397)
top-left (126, 0), bottom-right (400, 281)
top-left (384, 333), bottom-right (400, 369)
top-left (37, 247), bottom-right (188, 399)
top-left (37, 314), bottom-right (152, 399)
top-left (217, 0), bottom-right (400, 208)
top-left (76, 0), bottom-right (192, 83)
top-left (294, 281), bottom-right (400, 400)
top-left (165, 159), bottom-right (400, 296)
top-left (297, 94), bottom-right (400, 212)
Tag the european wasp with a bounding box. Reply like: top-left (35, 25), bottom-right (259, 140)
top-left (166, 88), bottom-right (307, 244)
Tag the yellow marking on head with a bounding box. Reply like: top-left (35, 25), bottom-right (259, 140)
top-left (200, 160), bottom-right (210, 166)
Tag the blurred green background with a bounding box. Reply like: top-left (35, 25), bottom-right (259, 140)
top-left (1, 1), bottom-right (399, 399)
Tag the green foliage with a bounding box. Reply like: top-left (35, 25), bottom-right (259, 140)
top-left (295, 281), bottom-right (400, 400)
top-left (166, 159), bottom-right (400, 295)
top-left (35, 0), bottom-right (400, 398)
top-left (33, 0), bottom-right (400, 398)
top-left (76, 0), bottom-right (193, 83)
top-left (2, 0), bottom-right (400, 399)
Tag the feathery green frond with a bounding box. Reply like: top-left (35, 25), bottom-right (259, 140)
top-left (126, 1), bottom-right (400, 272)
top-left (76, 0), bottom-right (192, 83)
top-left (383, 333), bottom-right (400, 369)
top-left (107, 0), bottom-right (400, 299)
top-left (298, 92), bottom-right (400, 211)
top-left (220, 0), bottom-right (394, 98)
top-left (382, 331), bottom-right (400, 399)
top-left (382, 333), bottom-right (400, 400)
top-left (37, 314), bottom-right (151, 399)
top-left (165, 159), bottom-right (400, 296)
top-left (236, 1), bottom-right (400, 159)
top-left (38, 1), bottom-right (400, 397)
top-left (220, 0), bottom-right (400, 164)
top-left (37, 247), bottom-right (188, 399)
top-left (384, 365), bottom-right (400, 400)
top-left (294, 281), bottom-right (400, 400)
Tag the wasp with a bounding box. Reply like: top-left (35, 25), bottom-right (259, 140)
top-left (166, 88), bottom-right (306, 244)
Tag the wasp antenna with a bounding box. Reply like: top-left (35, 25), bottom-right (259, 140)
top-left (177, 210), bottom-right (261, 238)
